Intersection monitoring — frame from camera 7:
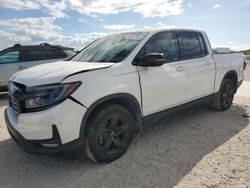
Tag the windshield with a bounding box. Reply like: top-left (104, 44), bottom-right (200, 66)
top-left (71, 32), bottom-right (148, 63)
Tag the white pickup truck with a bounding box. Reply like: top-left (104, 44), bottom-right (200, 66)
top-left (5, 28), bottom-right (244, 163)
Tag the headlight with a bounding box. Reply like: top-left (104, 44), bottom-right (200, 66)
top-left (24, 81), bottom-right (82, 111)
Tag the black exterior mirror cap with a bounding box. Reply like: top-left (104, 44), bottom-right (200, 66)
top-left (141, 53), bottom-right (166, 67)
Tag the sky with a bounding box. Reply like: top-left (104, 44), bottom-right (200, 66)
top-left (0, 0), bottom-right (250, 51)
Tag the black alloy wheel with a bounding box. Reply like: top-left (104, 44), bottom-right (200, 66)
top-left (210, 79), bottom-right (235, 111)
top-left (97, 115), bottom-right (131, 155)
top-left (220, 80), bottom-right (235, 110)
top-left (86, 104), bottom-right (134, 163)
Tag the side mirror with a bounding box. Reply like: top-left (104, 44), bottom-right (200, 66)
top-left (137, 53), bottom-right (166, 67)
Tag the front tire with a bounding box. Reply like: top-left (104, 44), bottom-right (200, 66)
top-left (85, 104), bottom-right (134, 163)
top-left (210, 79), bottom-right (235, 111)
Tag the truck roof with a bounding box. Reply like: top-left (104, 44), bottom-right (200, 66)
top-left (111, 27), bottom-right (205, 34)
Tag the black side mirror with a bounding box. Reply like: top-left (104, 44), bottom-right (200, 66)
top-left (141, 53), bottom-right (166, 67)
top-left (132, 53), bottom-right (166, 67)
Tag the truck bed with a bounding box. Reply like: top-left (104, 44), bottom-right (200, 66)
top-left (213, 52), bottom-right (244, 93)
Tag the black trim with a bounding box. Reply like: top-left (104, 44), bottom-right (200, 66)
top-left (136, 67), bottom-right (143, 109)
top-left (68, 96), bottom-right (87, 108)
top-left (132, 30), bottom-right (210, 66)
top-left (143, 94), bottom-right (216, 123)
top-left (80, 93), bottom-right (143, 138)
top-left (222, 70), bottom-right (238, 82)
top-left (237, 79), bottom-right (243, 89)
top-left (0, 85), bottom-right (8, 92)
top-left (5, 110), bottom-right (84, 155)
top-left (221, 70), bottom-right (238, 93)
top-left (0, 44), bottom-right (73, 54)
top-left (132, 30), bottom-right (181, 65)
top-left (176, 31), bottom-right (209, 61)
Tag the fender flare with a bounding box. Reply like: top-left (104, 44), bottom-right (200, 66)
top-left (221, 70), bottom-right (238, 92)
top-left (222, 70), bottom-right (238, 82)
top-left (79, 93), bottom-right (143, 138)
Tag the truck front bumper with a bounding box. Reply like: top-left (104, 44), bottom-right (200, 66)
top-left (5, 99), bottom-right (87, 155)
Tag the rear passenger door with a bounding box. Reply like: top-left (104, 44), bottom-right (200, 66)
top-left (136, 31), bottom-right (188, 116)
top-left (177, 31), bottom-right (215, 101)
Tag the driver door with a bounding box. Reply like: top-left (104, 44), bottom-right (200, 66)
top-left (136, 31), bottom-right (188, 116)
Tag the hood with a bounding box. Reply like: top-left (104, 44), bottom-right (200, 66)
top-left (10, 61), bottom-right (114, 86)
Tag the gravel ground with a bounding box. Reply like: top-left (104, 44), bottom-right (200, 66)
top-left (0, 67), bottom-right (249, 188)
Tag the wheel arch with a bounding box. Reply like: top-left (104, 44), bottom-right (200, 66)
top-left (80, 93), bottom-right (143, 138)
top-left (222, 70), bottom-right (238, 93)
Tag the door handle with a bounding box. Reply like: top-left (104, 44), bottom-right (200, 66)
top-left (176, 66), bottom-right (185, 71)
top-left (205, 61), bottom-right (212, 65)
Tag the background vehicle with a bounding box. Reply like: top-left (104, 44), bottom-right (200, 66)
top-left (5, 28), bottom-right (244, 163)
top-left (243, 55), bottom-right (250, 60)
top-left (0, 43), bottom-right (75, 91)
top-left (243, 55), bottom-right (250, 70)
top-left (213, 47), bottom-right (232, 53)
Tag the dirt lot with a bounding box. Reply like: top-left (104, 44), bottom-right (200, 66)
top-left (0, 65), bottom-right (249, 188)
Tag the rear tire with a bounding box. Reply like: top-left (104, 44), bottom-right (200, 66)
top-left (210, 79), bottom-right (235, 111)
top-left (85, 103), bottom-right (134, 163)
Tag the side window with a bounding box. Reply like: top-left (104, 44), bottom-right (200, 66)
top-left (198, 34), bottom-right (207, 56)
top-left (178, 32), bottom-right (204, 60)
top-left (0, 51), bottom-right (19, 64)
top-left (19, 50), bottom-right (28, 62)
top-left (136, 32), bottom-right (180, 63)
top-left (26, 49), bottom-right (48, 61)
top-left (46, 49), bottom-right (67, 59)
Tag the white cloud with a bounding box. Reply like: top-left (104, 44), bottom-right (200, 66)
top-left (103, 24), bottom-right (135, 30)
top-left (0, 0), bottom-right (184, 18)
top-left (144, 21), bottom-right (177, 29)
top-left (0, 0), bottom-right (39, 10)
top-left (155, 21), bottom-right (177, 28)
top-left (187, 3), bottom-right (193, 8)
top-left (72, 32), bottom-right (108, 45)
top-left (64, 0), bottom-right (183, 18)
top-left (0, 0), bottom-right (66, 18)
top-left (0, 17), bottom-right (62, 48)
top-left (78, 18), bottom-right (87, 23)
top-left (0, 30), bottom-right (32, 50)
top-left (0, 17), bottom-right (59, 28)
top-left (0, 17), bottom-right (108, 51)
top-left (37, 0), bottom-right (67, 18)
top-left (213, 4), bottom-right (221, 9)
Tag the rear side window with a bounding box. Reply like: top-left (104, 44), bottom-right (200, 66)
top-left (0, 51), bottom-right (19, 64)
top-left (178, 32), bottom-right (207, 60)
top-left (198, 34), bottom-right (207, 56)
top-left (26, 49), bottom-right (47, 61)
top-left (137, 31), bottom-right (180, 63)
top-left (46, 49), bottom-right (67, 59)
